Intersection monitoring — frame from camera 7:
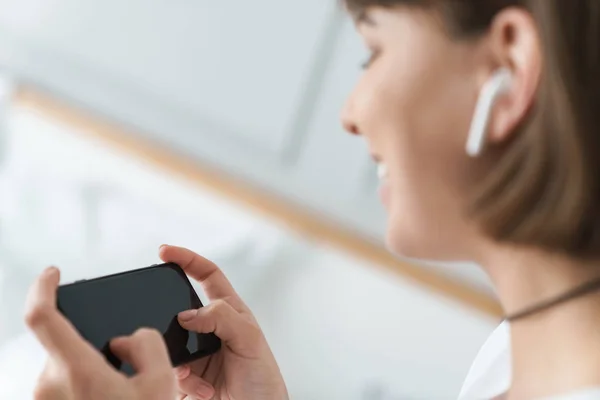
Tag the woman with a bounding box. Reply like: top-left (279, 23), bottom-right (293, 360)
top-left (26, 0), bottom-right (600, 399)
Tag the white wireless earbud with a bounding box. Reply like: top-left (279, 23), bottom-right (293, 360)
top-left (466, 68), bottom-right (513, 157)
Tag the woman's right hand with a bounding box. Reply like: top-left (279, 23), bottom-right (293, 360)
top-left (159, 245), bottom-right (288, 400)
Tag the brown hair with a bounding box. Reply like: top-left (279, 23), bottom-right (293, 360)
top-left (344, 0), bottom-right (600, 258)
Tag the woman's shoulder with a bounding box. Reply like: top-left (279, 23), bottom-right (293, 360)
top-left (458, 324), bottom-right (600, 400)
top-left (459, 321), bottom-right (511, 400)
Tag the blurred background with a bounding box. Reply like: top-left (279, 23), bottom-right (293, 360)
top-left (0, 1), bottom-right (500, 399)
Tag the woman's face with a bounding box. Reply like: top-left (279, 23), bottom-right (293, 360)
top-left (342, 7), bottom-right (487, 260)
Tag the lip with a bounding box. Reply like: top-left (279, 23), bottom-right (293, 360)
top-left (374, 159), bottom-right (390, 208)
top-left (379, 179), bottom-right (391, 208)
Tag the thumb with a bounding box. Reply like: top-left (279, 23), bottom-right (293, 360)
top-left (178, 300), bottom-right (264, 358)
top-left (110, 328), bottom-right (172, 375)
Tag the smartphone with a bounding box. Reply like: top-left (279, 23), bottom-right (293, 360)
top-left (57, 263), bottom-right (221, 374)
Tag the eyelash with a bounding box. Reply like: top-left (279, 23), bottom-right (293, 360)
top-left (361, 50), bottom-right (380, 69)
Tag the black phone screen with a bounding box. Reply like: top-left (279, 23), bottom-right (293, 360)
top-left (57, 263), bottom-right (221, 374)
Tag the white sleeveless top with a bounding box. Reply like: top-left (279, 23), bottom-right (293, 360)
top-left (459, 322), bottom-right (600, 399)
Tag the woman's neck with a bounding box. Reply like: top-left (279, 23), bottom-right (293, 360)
top-left (480, 245), bottom-right (600, 399)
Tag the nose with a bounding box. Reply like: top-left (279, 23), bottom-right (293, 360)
top-left (341, 94), bottom-right (360, 135)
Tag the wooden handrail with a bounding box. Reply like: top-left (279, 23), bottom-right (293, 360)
top-left (12, 86), bottom-right (503, 319)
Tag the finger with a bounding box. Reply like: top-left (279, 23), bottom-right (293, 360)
top-left (177, 372), bottom-right (215, 400)
top-left (159, 245), bottom-right (246, 311)
top-left (110, 328), bottom-right (171, 374)
top-left (174, 365), bottom-right (191, 380)
top-left (25, 267), bottom-right (100, 365)
top-left (178, 300), bottom-right (263, 358)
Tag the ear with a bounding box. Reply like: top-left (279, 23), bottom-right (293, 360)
top-left (486, 7), bottom-right (542, 144)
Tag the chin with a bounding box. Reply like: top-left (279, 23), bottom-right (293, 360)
top-left (385, 221), bottom-right (470, 262)
top-left (386, 234), bottom-right (423, 260)
top-left (385, 219), bottom-right (423, 259)
top-left (384, 212), bottom-right (447, 261)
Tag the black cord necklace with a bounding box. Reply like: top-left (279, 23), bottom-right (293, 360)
top-left (505, 275), bottom-right (600, 322)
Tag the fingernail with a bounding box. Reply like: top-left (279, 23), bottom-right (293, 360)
top-left (111, 335), bottom-right (127, 343)
top-left (109, 336), bottom-right (127, 348)
top-left (174, 365), bottom-right (190, 379)
top-left (44, 267), bottom-right (59, 280)
top-left (159, 244), bottom-right (168, 250)
top-left (45, 266), bottom-right (58, 275)
top-left (178, 310), bottom-right (197, 321)
top-left (196, 383), bottom-right (214, 399)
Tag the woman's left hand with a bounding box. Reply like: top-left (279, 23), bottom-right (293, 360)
top-left (25, 267), bottom-right (178, 400)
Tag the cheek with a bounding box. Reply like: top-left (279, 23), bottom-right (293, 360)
top-left (384, 133), bottom-right (457, 257)
top-left (368, 65), bottom-right (477, 259)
